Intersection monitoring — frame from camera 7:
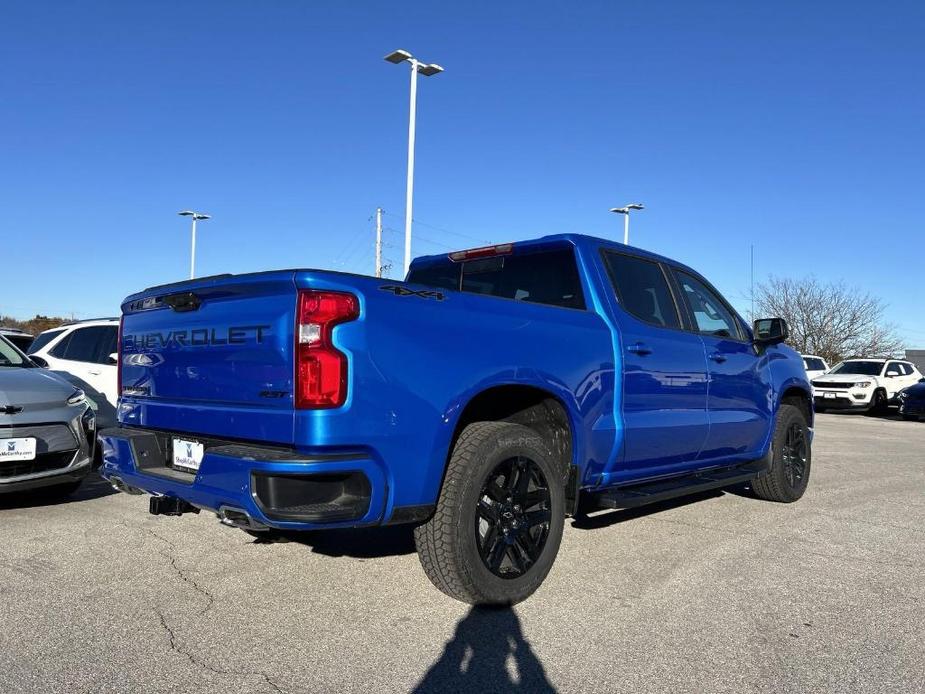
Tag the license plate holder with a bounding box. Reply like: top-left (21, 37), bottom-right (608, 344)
top-left (172, 438), bottom-right (204, 472)
top-left (1, 437), bottom-right (37, 462)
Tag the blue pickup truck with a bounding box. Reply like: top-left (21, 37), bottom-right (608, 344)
top-left (100, 233), bottom-right (812, 604)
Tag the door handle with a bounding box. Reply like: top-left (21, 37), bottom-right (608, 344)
top-left (709, 352), bottom-right (727, 363)
top-left (627, 342), bottom-right (652, 356)
top-left (87, 369), bottom-right (101, 375)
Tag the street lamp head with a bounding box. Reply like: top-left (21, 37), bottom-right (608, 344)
top-left (178, 210), bottom-right (210, 221)
top-left (609, 207), bottom-right (628, 214)
top-left (384, 49), bottom-right (413, 64)
top-left (626, 203), bottom-right (645, 211)
top-left (417, 63), bottom-right (444, 77)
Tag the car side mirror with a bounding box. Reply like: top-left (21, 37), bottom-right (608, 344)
top-left (108, 352), bottom-right (118, 365)
top-left (753, 317), bottom-right (789, 346)
top-left (30, 356), bottom-right (49, 368)
top-left (886, 371), bottom-right (899, 378)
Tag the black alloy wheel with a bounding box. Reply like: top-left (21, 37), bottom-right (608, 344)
top-left (781, 422), bottom-right (808, 488)
top-left (475, 456), bottom-right (551, 579)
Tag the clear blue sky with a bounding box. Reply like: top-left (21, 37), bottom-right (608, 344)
top-left (2, 1), bottom-right (923, 347)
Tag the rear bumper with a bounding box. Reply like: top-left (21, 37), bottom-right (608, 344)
top-left (98, 426), bottom-right (392, 530)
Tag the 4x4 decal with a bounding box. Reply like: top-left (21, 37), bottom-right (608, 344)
top-left (379, 285), bottom-right (445, 301)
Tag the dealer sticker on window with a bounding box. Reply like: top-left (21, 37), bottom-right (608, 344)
top-left (172, 438), bottom-right (204, 472)
top-left (0, 437), bottom-right (37, 462)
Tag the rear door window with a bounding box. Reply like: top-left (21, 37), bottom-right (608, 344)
top-left (50, 326), bottom-right (112, 364)
top-left (602, 252), bottom-right (681, 329)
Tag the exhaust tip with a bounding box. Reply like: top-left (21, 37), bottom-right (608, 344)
top-left (110, 476), bottom-right (144, 496)
top-left (218, 506), bottom-right (269, 532)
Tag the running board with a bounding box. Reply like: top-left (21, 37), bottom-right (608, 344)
top-left (593, 459), bottom-right (768, 510)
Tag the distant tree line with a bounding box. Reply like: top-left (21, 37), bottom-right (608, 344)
top-left (756, 277), bottom-right (904, 365)
top-left (0, 314), bottom-right (71, 336)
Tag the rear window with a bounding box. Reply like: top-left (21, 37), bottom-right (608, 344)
top-left (27, 329), bottom-right (64, 354)
top-left (408, 248), bottom-right (585, 310)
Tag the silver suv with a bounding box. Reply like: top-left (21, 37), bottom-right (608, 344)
top-left (0, 335), bottom-right (95, 497)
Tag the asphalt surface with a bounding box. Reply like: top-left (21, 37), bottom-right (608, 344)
top-left (1, 413), bottom-right (923, 694)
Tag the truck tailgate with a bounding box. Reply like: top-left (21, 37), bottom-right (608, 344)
top-left (119, 272), bottom-right (297, 444)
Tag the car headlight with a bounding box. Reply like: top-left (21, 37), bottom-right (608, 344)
top-left (853, 381), bottom-right (871, 389)
top-left (67, 389), bottom-right (87, 405)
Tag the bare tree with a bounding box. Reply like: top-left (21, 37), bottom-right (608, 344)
top-left (755, 276), bottom-right (904, 365)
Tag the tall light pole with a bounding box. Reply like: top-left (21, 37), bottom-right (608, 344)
top-left (384, 49), bottom-right (444, 277)
top-left (609, 203), bottom-right (644, 245)
top-left (178, 210), bottom-right (211, 279)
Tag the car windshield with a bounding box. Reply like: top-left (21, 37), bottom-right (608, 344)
top-left (829, 360), bottom-right (884, 376)
top-left (0, 336), bottom-right (31, 367)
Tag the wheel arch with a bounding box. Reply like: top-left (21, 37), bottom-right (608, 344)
top-left (779, 384), bottom-right (813, 428)
top-left (443, 383), bottom-right (579, 511)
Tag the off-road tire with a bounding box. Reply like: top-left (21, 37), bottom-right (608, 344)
top-left (752, 403), bottom-right (811, 503)
top-left (414, 421), bottom-right (565, 605)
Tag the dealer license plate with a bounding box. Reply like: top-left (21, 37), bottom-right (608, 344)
top-left (172, 438), bottom-right (204, 472)
top-left (0, 437), bottom-right (37, 462)
top-left (824, 392), bottom-right (836, 399)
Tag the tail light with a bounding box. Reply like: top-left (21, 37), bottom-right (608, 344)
top-left (117, 315), bottom-right (124, 400)
top-left (295, 290), bottom-right (359, 409)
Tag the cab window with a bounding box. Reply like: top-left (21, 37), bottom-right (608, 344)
top-left (674, 271), bottom-right (742, 339)
top-left (602, 252), bottom-right (681, 329)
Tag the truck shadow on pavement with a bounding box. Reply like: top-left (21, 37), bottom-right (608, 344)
top-left (0, 471), bottom-right (116, 510)
top-left (413, 606), bottom-right (556, 693)
top-left (570, 489), bottom-right (724, 530)
top-left (270, 525), bottom-right (418, 558)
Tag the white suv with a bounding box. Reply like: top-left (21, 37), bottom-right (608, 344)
top-left (27, 318), bottom-right (119, 427)
top-left (801, 354), bottom-right (829, 380)
top-left (812, 358), bottom-right (923, 414)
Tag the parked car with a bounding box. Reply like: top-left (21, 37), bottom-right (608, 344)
top-left (898, 379), bottom-right (925, 421)
top-left (0, 335), bottom-right (96, 496)
top-left (100, 234), bottom-right (812, 605)
top-left (0, 328), bottom-right (34, 353)
top-left (28, 318), bottom-right (119, 429)
top-left (801, 354), bottom-right (829, 380)
top-left (812, 358), bottom-right (923, 413)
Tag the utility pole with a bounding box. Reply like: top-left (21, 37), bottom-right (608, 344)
top-left (750, 244), bottom-right (755, 323)
top-left (375, 207), bottom-right (384, 278)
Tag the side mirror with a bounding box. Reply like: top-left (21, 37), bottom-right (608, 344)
top-left (886, 371), bottom-right (899, 378)
top-left (108, 353), bottom-right (118, 365)
top-left (753, 317), bottom-right (789, 346)
top-left (30, 356), bottom-right (49, 368)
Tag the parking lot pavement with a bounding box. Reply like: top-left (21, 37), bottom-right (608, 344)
top-left (1, 414), bottom-right (923, 694)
